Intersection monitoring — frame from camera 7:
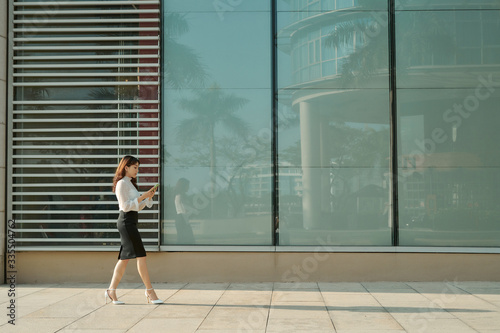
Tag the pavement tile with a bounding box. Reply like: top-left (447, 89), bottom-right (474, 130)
top-left (147, 303), bottom-right (213, 318)
top-left (318, 282), bottom-right (366, 293)
top-left (217, 292), bottom-right (272, 306)
top-left (395, 316), bottom-right (478, 333)
top-left (329, 310), bottom-right (404, 331)
top-left (451, 311), bottom-right (500, 331)
top-left (274, 282), bottom-right (319, 290)
top-left (25, 289), bottom-right (105, 318)
top-left (196, 329), bottom-right (266, 333)
top-left (407, 282), bottom-right (467, 295)
top-left (362, 282), bottom-right (414, 292)
top-left (272, 290), bottom-right (324, 303)
top-left (267, 331), bottom-right (335, 333)
top-left (127, 317), bottom-right (205, 333)
top-left (208, 305), bottom-right (269, 317)
top-left (0, 317), bottom-right (76, 333)
top-left (323, 293), bottom-right (381, 308)
top-left (265, 317), bottom-right (335, 332)
top-left (57, 328), bottom-right (127, 333)
top-left (269, 301), bottom-right (328, 319)
top-left (385, 305), bottom-right (455, 319)
top-left (198, 310), bottom-right (268, 330)
top-left (64, 305), bottom-right (153, 330)
top-left (229, 283), bottom-right (273, 291)
top-left (182, 283), bottom-right (229, 291)
top-left (336, 331), bottom-right (406, 333)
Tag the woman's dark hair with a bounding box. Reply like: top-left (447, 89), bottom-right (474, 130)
top-left (113, 155), bottom-right (140, 192)
top-left (174, 178), bottom-right (190, 195)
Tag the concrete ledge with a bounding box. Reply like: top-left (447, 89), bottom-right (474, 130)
top-left (16, 251), bottom-right (500, 283)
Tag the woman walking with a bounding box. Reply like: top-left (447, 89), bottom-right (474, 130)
top-left (105, 155), bottom-right (163, 305)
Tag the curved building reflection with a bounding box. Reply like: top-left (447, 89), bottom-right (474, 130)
top-left (277, 0), bottom-right (500, 246)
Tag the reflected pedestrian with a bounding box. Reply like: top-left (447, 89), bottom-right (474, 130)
top-left (174, 178), bottom-right (195, 244)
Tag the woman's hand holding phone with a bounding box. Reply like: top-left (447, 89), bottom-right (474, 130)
top-left (148, 184), bottom-right (159, 198)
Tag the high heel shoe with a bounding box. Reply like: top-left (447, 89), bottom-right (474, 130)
top-left (145, 288), bottom-right (163, 304)
top-left (105, 289), bottom-right (125, 305)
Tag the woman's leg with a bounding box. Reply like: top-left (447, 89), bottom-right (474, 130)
top-left (137, 257), bottom-right (159, 300)
top-left (107, 259), bottom-right (129, 300)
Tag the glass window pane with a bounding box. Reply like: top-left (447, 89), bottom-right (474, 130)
top-left (163, 166), bottom-right (273, 245)
top-left (396, 0), bottom-right (500, 10)
top-left (278, 89), bottom-right (392, 246)
top-left (396, 10), bottom-right (500, 88)
top-left (162, 7), bottom-right (272, 246)
top-left (278, 0), bottom-right (387, 12)
top-left (165, 0), bottom-right (270, 12)
top-left (397, 89), bottom-right (500, 247)
top-left (165, 12), bottom-right (270, 89)
top-left (278, 10), bottom-right (389, 89)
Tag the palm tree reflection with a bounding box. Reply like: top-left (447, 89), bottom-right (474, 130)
top-left (175, 84), bottom-right (250, 216)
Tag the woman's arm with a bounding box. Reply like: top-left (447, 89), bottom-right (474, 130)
top-left (116, 181), bottom-right (154, 211)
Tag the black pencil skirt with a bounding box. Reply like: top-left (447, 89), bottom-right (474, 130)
top-left (117, 210), bottom-right (146, 260)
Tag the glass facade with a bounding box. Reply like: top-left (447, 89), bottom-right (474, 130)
top-left (396, 1), bottom-right (500, 247)
top-left (161, 0), bottom-right (500, 249)
top-left (277, 1), bottom-right (391, 246)
top-left (162, 2), bottom-right (273, 245)
top-left (8, 0), bottom-right (500, 251)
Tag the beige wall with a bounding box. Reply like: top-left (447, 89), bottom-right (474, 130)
top-left (17, 252), bottom-right (500, 284)
top-left (0, 0), bottom-right (8, 283)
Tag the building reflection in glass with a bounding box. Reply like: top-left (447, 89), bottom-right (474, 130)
top-left (277, 0), bottom-right (392, 245)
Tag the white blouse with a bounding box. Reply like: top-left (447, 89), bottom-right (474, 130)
top-left (115, 176), bottom-right (153, 212)
top-left (175, 194), bottom-right (187, 214)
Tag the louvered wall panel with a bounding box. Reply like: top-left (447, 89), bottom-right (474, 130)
top-left (8, 0), bottom-right (161, 251)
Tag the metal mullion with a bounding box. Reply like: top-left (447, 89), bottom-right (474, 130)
top-left (14, 109), bottom-right (159, 114)
top-left (13, 100), bottom-right (159, 104)
top-left (18, 238), bottom-right (121, 242)
top-left (271, 0), bottom-right (278, 247)
top-left (14, 18), bottom-right (159, 24)
top-left (13, 173), bottom-right (159, 177)
top-left (14, 36), bottom-right (159, 42)
top-left (16, 219), bottom-right (158, 223)
top-left (389, 0), bottom-right (399, 246)
top-left (6, 0), bottom-right (15, 278)
top-left (13, 128), bottom-right (159, 133)
top-left (19, 229), bottom-right (157, 233)
top-left (12, 164), bottom-right (158, 168)
top-left (13, 10), bottom-right (160, 15)
top-left (14, 82), bottom-right (159, 87)
top-left (14, 73), bottom-right (159, 77)
top-left (14, 46), bottom-right (159, 51)
top-left (13, 118), bottom-right (160, 122)
top-left (13, 137), bottom-right (159, 141)
top-left (13, 201), bottom-right (156, 205)
top-left (17, 239), bottom-right (158, 243)
top-left (15, 201), bottom-right (118, 205)
top-left (14, 1), bottom-right (159, 6)
top-left (14, 55), bottom-right (159, 60)
top-left (14, 63), bottom-right (159, 68)
top-left (11, 155), bottom-right (159, 159)
top-left (14, 146), bottom-right (159, 150)
top-left (13, 183), bottom-right (159, 187)
top-left (13, 210), bottom-right (160, 214)
top-left (13, 26), bottom-right (159, 31)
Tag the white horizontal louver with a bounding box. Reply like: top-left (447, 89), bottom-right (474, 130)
top-left (8, 0), bottom-right (161, 251)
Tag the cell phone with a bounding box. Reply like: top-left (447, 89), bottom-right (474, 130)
top-left (153, 183), bottom-right (159, 190)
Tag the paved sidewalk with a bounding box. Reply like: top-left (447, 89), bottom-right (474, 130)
top-left (0, 281), bottom-right (499, 332)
